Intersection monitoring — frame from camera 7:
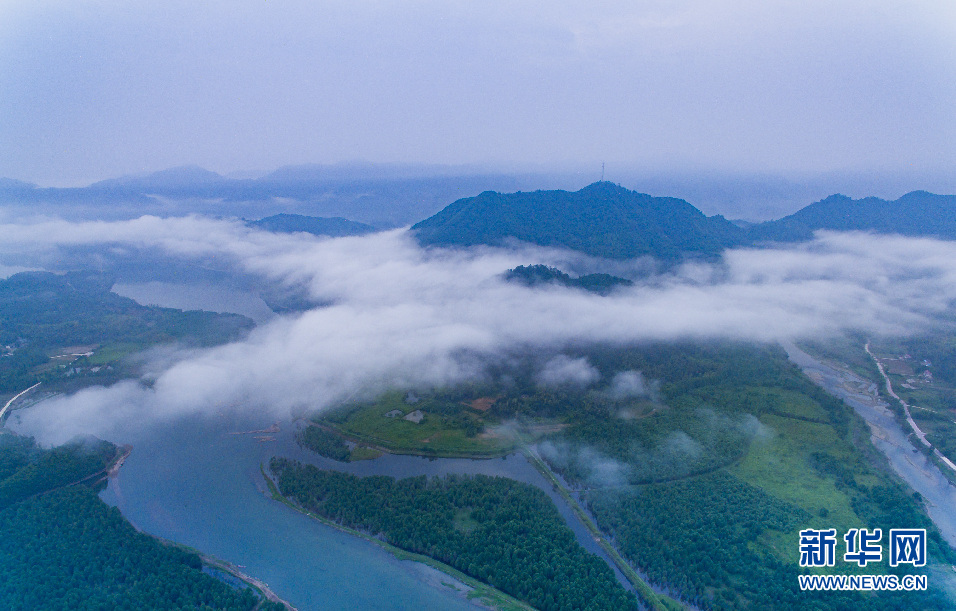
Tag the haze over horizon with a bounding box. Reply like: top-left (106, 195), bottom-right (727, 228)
top-left (2, 1), bottom-right (954, 187)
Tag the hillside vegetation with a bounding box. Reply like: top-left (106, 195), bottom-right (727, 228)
top-left (0, 271), bottom-right (253, 395)
top-left (750, 191), bottom-right (956, 242)
top-left (413, 181), bottom-right (746, 260)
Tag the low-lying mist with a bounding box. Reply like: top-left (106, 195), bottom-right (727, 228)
top-left (1, 215), bottom-right (954, 445)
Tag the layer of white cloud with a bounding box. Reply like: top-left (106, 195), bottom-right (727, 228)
top-left (1, 216), bottom-right (955, 444)
top-left (536, 355), bottom-right (601, 387)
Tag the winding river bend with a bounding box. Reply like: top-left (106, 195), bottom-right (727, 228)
top-left (23, 284), bottom-right (955, 606)
top-left (73, 281), bottom-right (628, 608)
top-left (85, 412), bottom-right (633, 610)
top-left (96, 415), bottom-right (479, 610)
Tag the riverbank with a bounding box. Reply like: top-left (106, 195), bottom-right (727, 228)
top-left (281, 422), bottom-right (643, 595)
top-left (17, 410), bottom-right (483, 610)
top-left (864, 342), bottom-right (956, 477)
top-left (520, 446), bottom-right (683, 611)
top-left (317, 421), bottom-right (517, 460)
top-left (784, 341), bottom-right (956, 548)
top-left (150, 535), bottom-right (297, 611)
top-left (259, 464), bottom-right (532, 611)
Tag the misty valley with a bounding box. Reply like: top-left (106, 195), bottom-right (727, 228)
top-left (2, 179), bottom-right (956, 611)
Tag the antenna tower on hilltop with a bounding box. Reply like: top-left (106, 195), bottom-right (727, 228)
top-left (601, 162), bottom-right (605, 182)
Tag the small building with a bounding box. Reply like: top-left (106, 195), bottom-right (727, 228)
top-left (403, 410), bottom-right (424, 424)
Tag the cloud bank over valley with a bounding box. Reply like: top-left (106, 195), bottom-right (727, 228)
top-left (2, 215), bottom-right (955, 444)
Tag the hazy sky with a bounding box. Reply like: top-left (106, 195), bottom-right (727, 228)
top-left (2, 0), bottom-right (954, 185)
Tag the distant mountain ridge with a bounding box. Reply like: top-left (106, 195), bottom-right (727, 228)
top-left (3, 165), bottom-right (955, 258)
top-left (412, 182), bottom-right (746, 260)
top-left (414, 183), bottom-right (956, 260)
top-left (90, 165), bottom-right (229, 190)
top-left (749, 191), bottom-right (956, 242)
top-left (0, 164), bottom-right (555, 227)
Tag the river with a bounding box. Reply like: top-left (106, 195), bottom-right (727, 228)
top-left (87, 410), bottom-right (635, 610)
top-left (98, 279), bottom-right (636, 607)
top-left (783, 341), bottom-right (956, 547)
top-left (93, 284), bottom-right (956, 604)
top-left (96, 413), bottom-right (483, 610)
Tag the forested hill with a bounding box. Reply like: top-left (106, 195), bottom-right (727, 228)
top-left (749, 191), bottom-right (956, 242)
top-left (248, 213), bottom-right (377, 237)
top-left (412, 181), bottom-right (747, 260)
top-left (503, 264), bottom-right (633, 294)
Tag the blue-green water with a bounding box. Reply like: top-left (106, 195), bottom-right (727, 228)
top-left (96, 281), bottom-right (633, 605)
top-left (98, 414), bottom-right (477, 610)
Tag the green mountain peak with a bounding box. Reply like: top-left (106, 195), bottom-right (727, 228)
top-left (412, 183), bottom-right (746, 260)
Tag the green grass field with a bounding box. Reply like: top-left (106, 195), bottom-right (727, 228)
top-left (87, 342), bottom-right (148, 365)
top-left (320, 392), bottom-right (514, 456)
top-left (348, 446), bottom-right (383, 461)
top-left (749, 387), bottom-right (831, 422)
top-left (731, 412), bottom-right (866, 564)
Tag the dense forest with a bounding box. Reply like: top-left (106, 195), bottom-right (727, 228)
top-left (589, 472), bottom-right (947, 610)
top-left (296, 425), bottom-right (352, 461)
top-left (0, 434), bottom-right (116, 510)
top-left (0, 433), bottom-right (278, 610)
top-left (525, 341), bottom-right (954, 609)
top-left (270, 459), bottom-right (637, 611)
top-left (337, 340), bottom-right (956, 608)
top-left (0, 270), bottom-right (253, 394)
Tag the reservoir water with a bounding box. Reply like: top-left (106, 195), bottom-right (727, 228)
top-left (112, 281), bottom-right (276, 324)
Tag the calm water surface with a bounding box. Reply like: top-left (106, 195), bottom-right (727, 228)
top-left (112, 281), bottom-right (276, 324)
top-left (95, 411), bottom-right (631, 609)
top-left (98, 413), bottom-right (478, 610)
top-left (101, 281), bottom-right (632, 605)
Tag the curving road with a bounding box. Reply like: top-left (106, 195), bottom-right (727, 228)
top-left (0, 382), bottom-right (40, 423)
top-left (864, 342), bottom-right (956, 473)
